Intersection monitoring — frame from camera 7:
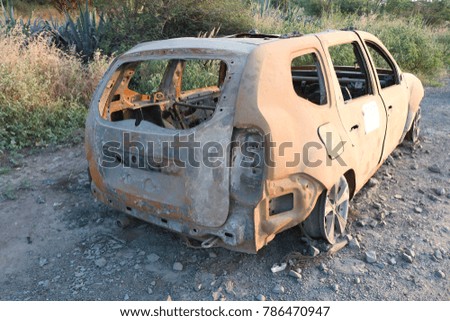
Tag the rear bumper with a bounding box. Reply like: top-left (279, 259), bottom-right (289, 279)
top-left (90, 179), bottom-right (258, 253)
top-left (90, 168), bottom-right (322, 254)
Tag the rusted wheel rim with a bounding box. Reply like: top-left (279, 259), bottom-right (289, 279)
top-left (412, 109), bottom-right (421, 143)
top-left (322, 176), bottom-right (349, 244)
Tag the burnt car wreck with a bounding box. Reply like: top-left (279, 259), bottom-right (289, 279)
top-left (85, 30), bottom-right (424, 253)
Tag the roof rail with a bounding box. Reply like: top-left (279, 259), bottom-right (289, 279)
top-left (226, 30), bottom-right (303, 39)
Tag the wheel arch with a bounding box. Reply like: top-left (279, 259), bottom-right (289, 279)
top-left (343, 169), bottom-right (356, 200)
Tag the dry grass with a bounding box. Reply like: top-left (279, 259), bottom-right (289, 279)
top-left (0, 27), bottom-right (110, 108)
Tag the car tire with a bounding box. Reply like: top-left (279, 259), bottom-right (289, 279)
top-left (302, 176), bottom-right (349, 244)
top-left (405, 107), bottom-right (421, 144)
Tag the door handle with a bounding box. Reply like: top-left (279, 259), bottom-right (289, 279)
top-left (350, 124), bottom-right (359, 131)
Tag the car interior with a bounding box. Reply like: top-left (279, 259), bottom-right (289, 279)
top-left (99, 59), bottom-right (227, 130)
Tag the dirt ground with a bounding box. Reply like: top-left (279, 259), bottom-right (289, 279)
top-left (0, 81), bottom-right (448, 301)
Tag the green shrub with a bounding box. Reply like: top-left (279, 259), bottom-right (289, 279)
top-left (98, 0), bottom-right (253, 55)
top-left (0, 27), bottom-right (111, 151)
top-left (358, 16), bottom-right (446, 82)
top-left (252, 5), bottom-right (447, 84)
top-left (0, 100), bottom-right (87, 150)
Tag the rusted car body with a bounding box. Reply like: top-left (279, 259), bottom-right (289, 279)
top-left (85, 30), bottom-right (424, 253)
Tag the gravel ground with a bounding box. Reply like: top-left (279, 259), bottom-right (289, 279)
top-left (0, 80), bottom-right (448, 301)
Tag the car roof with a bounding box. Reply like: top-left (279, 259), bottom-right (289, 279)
top-left (124, 30), bottom-right (357, 56)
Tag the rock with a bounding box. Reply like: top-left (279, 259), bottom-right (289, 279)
top-left (95, 258), bottom-right (107, 268)
top-left (394, 194), bottom-right (403, 200)
top-left (434, 250), bottom-right (443, 260)
top-left (194, 284), bottom-right (202, 292)
top-left (377, 212), bottom-right (386, 221)
top-left (357, 220), bottom-right (367, 227)
top-left (410, 163), bottom-right (419, 170)
top-left (355, 277), bottom-right (361, 284)
top-left (272, 284), bottom-right (285, 294)
top-left (328, 240), bottom-right (348, 255)
top-left (372, 202), bottom-right (382, 210)
top-left (318, 263), bottom-right (327, 271)
top-left (428, 194), bottom-right (440, 202)
top-left (434, 188), bottom-right (446, 196)
top-left (369, 220), bottom-right (378, 228)
top-left (53, 202), bottom-right (63, 209)
top-left (392, 150), bottom-right (402, 159)
top-left (428, 164), bottom-right (441, 174)
top-left (332, 284), bottom-right (339, 292)
top-left (271, 262), bottom-right (287, 273)
top-left (365, 251), bottom-right (377, 263)
top-left (308, 245), bottom-right (320, 257)
top-left (124, 294), bottom-right (129, 300)
top-left (386, 155), bottom-right (395, 166)
top-left (36, 196), bottom-right (46, 204)
top-left (38, 280), bottom-right (49, 287)
top-left (404, 248), bottom-right (415, 258)
top-left (147, 287), bottom-right (153, 295)
top-left (435, 270), bottom-right (445, 279)
top-left (224, 280), bottom-right (235, 295)
top-left (211, 288), bottom-right (222, 301)
top-left (146, 253), bottom-right (160, 263)
top-left (349, 238), bottom-right (361, 249)
top-left (209, 252), bottom-right (217, 258)
top-left (414, 207), bottom-right (423, 213)
top-left (402, 253), bottom-right (413, 263)
top-left (289, 270), bottom-right (302, 280)
top-left (388, 257), bottom-right (397, 265)
top-left (368, 178), bottom-right (379, 188)
top-left (256, 294), bottom-right (266, 301)
top-left (39, 258), bottom-right (48, 267)
top-left (173, 262), bottom-right (183, 271)
top-left (345, 234), bottom-right (353, 242)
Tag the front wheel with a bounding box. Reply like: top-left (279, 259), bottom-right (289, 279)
top-left (302, 176), bottom-right (350, 244)
top-left (405, 108), bottom-right (421, 144)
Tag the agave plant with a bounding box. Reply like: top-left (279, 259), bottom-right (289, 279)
top-left (1, 0), bottom-right (50, 36)
top-left (52, 0), bottom-right (106, 61)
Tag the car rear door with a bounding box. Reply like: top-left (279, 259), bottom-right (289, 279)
top-left (317, 31), bottom-right (388, 184)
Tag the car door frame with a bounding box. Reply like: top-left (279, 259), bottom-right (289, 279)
top-left (316, 31), bottom-right (389, 190)
top-left (355, 31), bottom-right (409, 161)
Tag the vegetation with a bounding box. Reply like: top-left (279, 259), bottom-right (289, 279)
top-left (0, 0), bottom-right (448, 151)
top-left (0, 26), bottom-right (111, 150)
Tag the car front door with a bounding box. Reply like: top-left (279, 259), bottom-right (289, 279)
top-left (357, 32), bottom-right (409, 158)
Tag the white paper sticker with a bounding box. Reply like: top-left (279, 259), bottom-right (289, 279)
top-left (362, 101), bottom-right (380, 134)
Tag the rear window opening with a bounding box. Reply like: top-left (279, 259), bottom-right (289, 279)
top-left (99, 59), bottom-right (228, 129)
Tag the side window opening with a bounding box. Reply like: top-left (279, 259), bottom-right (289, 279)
top-left (99, 59), bottom-right (228, 130)
top-left (291, 52), bottom-right (327, 106)
top-left (365, 42), bottom-right (398, 89)
top-left (328, 42), bottom-right (372, 102)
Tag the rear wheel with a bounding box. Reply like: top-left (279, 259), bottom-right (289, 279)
top-left (302, 176), bottom-right (349, 244)
top-left (405, 108), bottom-right (421, 144)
